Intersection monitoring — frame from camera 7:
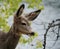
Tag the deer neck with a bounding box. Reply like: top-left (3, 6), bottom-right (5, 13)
top-left (8, 23), bottom-right (21, 36)
top-left (5, 24), bottom-right (21, 49)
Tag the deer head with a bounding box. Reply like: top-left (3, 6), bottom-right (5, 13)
top-left (14, 4), bottom-right (41, 36)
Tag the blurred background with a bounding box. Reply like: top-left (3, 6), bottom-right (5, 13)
top-left (0, 0), bottom-right (60, 49)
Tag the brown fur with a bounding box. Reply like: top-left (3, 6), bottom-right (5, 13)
top-left (0, 4), bottom-right (41, 49)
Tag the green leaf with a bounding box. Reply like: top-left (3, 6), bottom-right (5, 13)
top-left (19, 36), bottom-right (28, 44)
top-left (36, 41), bottom-right (43, 48)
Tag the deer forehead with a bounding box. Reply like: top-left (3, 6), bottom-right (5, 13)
top-left (18, 16), bottom-right (28, 23)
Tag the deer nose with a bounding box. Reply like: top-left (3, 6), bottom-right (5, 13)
top-left (30, 32), bottom-right (35, 36)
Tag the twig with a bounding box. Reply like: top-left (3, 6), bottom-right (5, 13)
top-left (43, 19), bottom-right (60, 49)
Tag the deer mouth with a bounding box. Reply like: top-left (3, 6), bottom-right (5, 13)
top-left (26, 32), bottom-right (35, 36)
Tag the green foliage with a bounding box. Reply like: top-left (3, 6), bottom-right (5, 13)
top-left (0, 17), bottom-right (10, 32)
top-left (36, 41), bottom-right (43, 48)
top-left (19, 32), bottom-right (38, 44)
top-left (0, 0), bottom-right (22, 32)
top-left (25, 0), bottom-right (44, 9)
top-left (27, 32), bottom-right (38, 43)
top-left (19, 33), bottom-right (43, 48)
top-left (19, 36), bottom-right (28, 44)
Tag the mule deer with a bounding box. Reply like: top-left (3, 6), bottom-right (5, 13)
top-left (0, 4), bottom-right (41, 49)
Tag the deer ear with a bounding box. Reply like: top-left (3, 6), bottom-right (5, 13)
top-left (27, 10), bottom-right (41, 21)
top-left (16, 4), bottom-right (25, 17)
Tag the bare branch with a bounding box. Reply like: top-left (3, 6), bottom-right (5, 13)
top-left (43, 19), bottom-right (60, 49)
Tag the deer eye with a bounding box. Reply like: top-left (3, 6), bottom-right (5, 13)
top-left (21, 23), bottom-right (26, 25)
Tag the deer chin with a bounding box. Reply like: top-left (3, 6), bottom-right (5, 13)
top-left (20, 32), bottom-right (35, 36)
